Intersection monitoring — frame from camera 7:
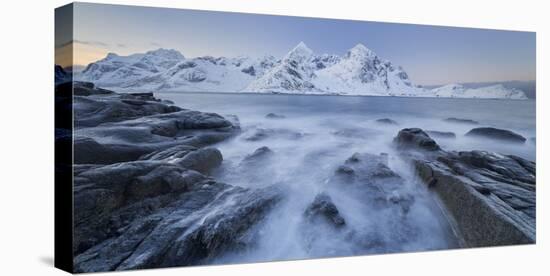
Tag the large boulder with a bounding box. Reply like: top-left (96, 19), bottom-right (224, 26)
top-left (465, 127), bottom-right (526, 143)
top-left (175, 147), bottom-right (223, 174)
top-left (74, 95), bottom-right (181, 128)
top-left (73, 160), bottom-right (207, 254)
top-left (394, 128), bottom-right (441, 151)
top-left (74, 136), bottom-right (154, 164)
top-left (395, 128), bottom-right (536, 247)
top-left (74, 107), bottom-right (238, 164)
top-left (74, 183), bottom-right (282, 272)
top-left (70, 84), bottom-right (183, 128)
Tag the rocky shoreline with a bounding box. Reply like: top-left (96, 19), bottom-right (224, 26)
top-left (58, 82), bottom-right (535, 272)
top-left (57, 82), bottom-right (282, 272)
top-left (394, 128), bottom-right (535, 246)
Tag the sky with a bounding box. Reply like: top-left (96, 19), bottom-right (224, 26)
top-left (56, 2), bottom-right (536, 86)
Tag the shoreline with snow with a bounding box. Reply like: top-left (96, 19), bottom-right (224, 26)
top-left (97, 87), bottom-right (533, 101)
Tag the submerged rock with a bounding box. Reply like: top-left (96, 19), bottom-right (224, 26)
top-left (265, 113), bottom-right (286, 119)
top-left (465, 127), bottom-right (526, 143)
top-left (331, 128), bottom-right (379, 139)
top-left (375, 118), bottom-right (398, 125)
top-left (304, 193), bottom-right (346, 227)
top-left (333, 152), bottom-right (413, 213)
top-left (241, 146), bottom-right (274, 164)
top-left (395, 128), bottom-right (535, 247)
top-left (394, 128), bottom-right (441, 151)
top-left (243, 128), bottom-right (306, 141)
top-left (426, 130), bottom-right (456, 139)
top-left (443, 117), bottom-right (479, 125)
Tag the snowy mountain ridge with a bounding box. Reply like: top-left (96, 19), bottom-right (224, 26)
top-left (431, 83), bottom-right (527, 99)
top-left (76, 43), bottom-right (528, 99)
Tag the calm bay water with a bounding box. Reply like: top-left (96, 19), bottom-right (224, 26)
top-left (160, 92), bottom-right (535, 161)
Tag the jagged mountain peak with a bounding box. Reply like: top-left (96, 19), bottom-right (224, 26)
top-left (284, 42), bottom-right (313, 63)
top-left (345, 43), bottom-right (377, 59)
top-left (294, 41), bottom-right (310, 50)
top-left (105, 52), bottom-right (119, 59)
top-left (144, 48), bottom-right (185, 60)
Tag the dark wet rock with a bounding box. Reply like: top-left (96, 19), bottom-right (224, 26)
top-left (176, 148), bottom-right (223, 174)
top-left (340, 153), bottom-right (399, 181)
top-left (375, 118), bottom-right (398, 125)
top-left (243, 128), bottom-right (306, 141)
top-left (74, 95), bottom-right (181, 128)
top-left (73, 160), bottom-right (204, 255)
top-left (73, 145), bottom-right (282, 273)
top-left (139, 144), bottom-right (198, 161)
top-left (335, 165), bottom-right (355, 177)
top-left (75, 183), bottom-right (282, 272)
top-left (70, 81), bottom-right (270, 273)
top-left (396, 128), bottom-right (536, 246)
top-left (76, 109), bottom-right (238, 152)
top-left (305, 193), bottom-right (346, 227)
top-left (73, 82), bottom-right (115, 96)
top-left (394, 128), bottom-right (441, 151)
top-left (426, 130), bottom-right (456, 139)
top-left (74, 136), bottom-right (153, 164)
top-left (139, 145), bottom-right (222, 176)
top-left (444, 117), bottom-right (479, 125)
top-left (465, 127), bottom-right (526, 143)
top-left (178, 132), bottom-right (236, 148)
top-left (265, 113), bottom-right (286, 119)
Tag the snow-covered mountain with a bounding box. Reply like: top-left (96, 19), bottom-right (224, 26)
top-left (314, 44), bottom-right (427, 96)
top-left (430, 83), bottom-right (527, 100)
top-left (244, 42), bottom-right (319, 93)
top-left (76, 43), bottom-right (528, 99)
top-left (78, 48), bottom-right (185, 87)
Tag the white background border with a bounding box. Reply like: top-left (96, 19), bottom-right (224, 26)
top-left (0, 0), bottom-right (546, 275)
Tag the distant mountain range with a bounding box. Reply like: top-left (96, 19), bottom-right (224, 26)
top-left (425, 80), bottom-right (536, 99)
top-left (74, 42), bottom-right (531, 100)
